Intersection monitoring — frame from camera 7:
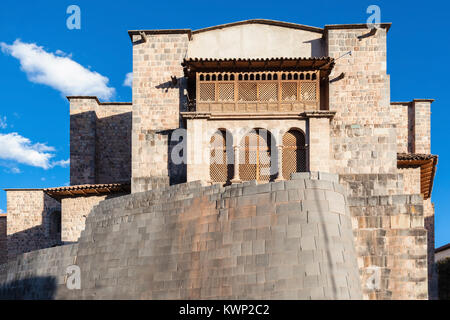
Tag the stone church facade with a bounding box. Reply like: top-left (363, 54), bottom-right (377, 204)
top-left (0, 20), bottom-right (438, 300)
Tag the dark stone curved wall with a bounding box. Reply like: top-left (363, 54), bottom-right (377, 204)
top-left (0, 173), bottom-right (362, 299)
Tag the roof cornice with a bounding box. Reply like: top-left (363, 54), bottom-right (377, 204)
top-left (128, 20), bottom-right (395, 44)
top-left (128, 29), bottom-right (192, 41)
top-left (192, 19), bottom-right (324, 35)
top-left (324, 23), bottom-right (392, 33)
top-left (66, 96), bottom-right (132, 105)
top-left (128, 19), bottom-right (325, 42)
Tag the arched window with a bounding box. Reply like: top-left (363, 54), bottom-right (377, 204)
top-left (282, 129), bottom-right (307, 179)
top-left (210, 130), bottom-right (234, 184)
top-left (239, 129), bottom-right (276, 182)
top-left (49, 210), bottom-right (61, 237)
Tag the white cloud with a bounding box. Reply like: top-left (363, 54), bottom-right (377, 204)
top-left (55, 49), bottom-right (72, 58)
top-left (1, 39), bottom-right (115, 100)
top-left (0, 132), bottom-right (67, 170)
top-left (123, 72), bottom-right (132, 87)
top-left (51, 158), bottom-right (70, 168)
top-left (10, 167), bottom-right (21, 174)
top-left (0, 116), bottom-right (6, 129)
top-left (2, 166), bottom-right (21, 174)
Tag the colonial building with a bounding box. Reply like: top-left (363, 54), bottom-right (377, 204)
top-left (0, 19), bottom-right (438, 300)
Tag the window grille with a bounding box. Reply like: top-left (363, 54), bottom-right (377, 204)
top-left (210, 130), bottom-right (233, 183)
top-left (281, 82), bottom-right (298, 101)
top-left (300, 82), bottom-right (317, 101)
top-left (199, 83), bottom-right (215, 101)
top-left (196, 71), bottom-right (320, 112)
top-left (282, 130), bottom-right (307, 180)
top-left (239, 130), bottom-right (272, 182)
top-left (259, 82), bottom-right (277, 101)
top-left (238, 82), bottom-right (257, 101)
top-left (218, 83), bottom-right (234, 101)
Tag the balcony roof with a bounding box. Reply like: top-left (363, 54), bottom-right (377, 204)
top-left (183, 57), bottom-right (334, 77)
top-left (397, 153), bottom-right (438, 199)
top-left (44, 183), bottom-right (131, 199)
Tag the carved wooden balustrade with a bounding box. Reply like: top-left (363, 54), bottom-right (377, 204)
top-left (195, 70), bottom-right (320, 113)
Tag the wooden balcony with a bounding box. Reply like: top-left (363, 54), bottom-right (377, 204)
top-left (194, 71), bottom-right (320, 113)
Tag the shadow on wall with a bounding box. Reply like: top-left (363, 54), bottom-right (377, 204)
top-left (425, 215), bottom-right (438, 299)
top-left (7, 202), bottom-right (62, 260)
top-left (155, 77), bottom-right (189, 185)
top-left (0, 276), bottom-right (57, 300)
top-left (95, 112), bottom-right (132, 184)
top-left (7, 221), bottom-right (62, 260)
top-left (168, 130), bottom-right (187, 185)
top-left (437, 257), bottom-right (450, 300)
top-left (70, 111), bottom-right (132, 185)
top-left (303, 38), bottom-right (325, 57)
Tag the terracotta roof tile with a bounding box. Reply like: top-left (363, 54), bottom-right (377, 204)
top-left (44, 183), bottom-right (130, 199)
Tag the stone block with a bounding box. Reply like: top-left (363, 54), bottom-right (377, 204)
top-left (305, 180), bottom-right (334, 191)
top-left (276, 202), bottom-right (303, 215)
top-left (302, 200), bottom-right (329, 213)
top-left (274, 191), bottom-right (289, 203)
top-left (291, 172), bottom-right (310, 180)
top-left (300, 236), bottom-right (316, 250)
top-left (284, 179), bottom-right (306, 190)
top-left (318, 172), bottom-right (339, 183)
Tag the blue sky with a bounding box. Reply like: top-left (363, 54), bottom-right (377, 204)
top-left (0, 0), bottom-right (449, 247)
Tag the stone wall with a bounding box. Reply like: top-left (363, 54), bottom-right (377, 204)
top-left (390, 102), bottom-right (413, 154)
top-left (339, 173), bottom-right (404, 198)
top-left (424, 198), bottom-right (437, 299)
top-left (348, 194), bottom-right (427, 299)
top-left (5, 190), bottom-right (61, 260)
top-left (398, 167), bottom-right (420, 195)
top-left (0, 215), bottom-right (6, 265)
top-left (326, 26), bottom-right (397, 175)
top-left (0, 244), bottom-right (78, 299)
top-left (0, 173), bottom-right (362, 300)
top-left (390, 100), bottom-right (433, 154)
top-left (413, 100), bottom-right (432, 154)
top-left (131, 32), bottom-right (189, 193)
top-left (61, 194), bottom-right (127, 243)
top-left (339, 173), bottom-right (428, 299)
top-left (69, 98), bottom-right (96, 185)
top-left (69, 97), bottom-right (132, 185)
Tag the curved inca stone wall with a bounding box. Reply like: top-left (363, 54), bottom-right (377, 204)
top-left (0, 172), bottom-right (362, 300)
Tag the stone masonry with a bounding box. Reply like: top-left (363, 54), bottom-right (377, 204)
top-left (131, 33), bottom-right (190, 192)
top-left (327, 26), bottom-right (397, 175)
top-left (61, 194), bottom-right (126, 243)
top-left (5, 190), bottom-right (61, 261)
top-left (69, 97), bottom-right (132, 185)
top-left (0, 215), bottom-right (6, 265)
top-left (0, 174), bottom-right (362, 300)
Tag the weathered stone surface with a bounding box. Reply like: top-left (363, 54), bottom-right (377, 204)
top-left (5, 190), bottom-right (61, 261)
top-left (69, 97), bottom-right (132, 185)
top-left (0, 215), bottom-right (6, 265)
top-left (0, 177), bottom-right (362, 300)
